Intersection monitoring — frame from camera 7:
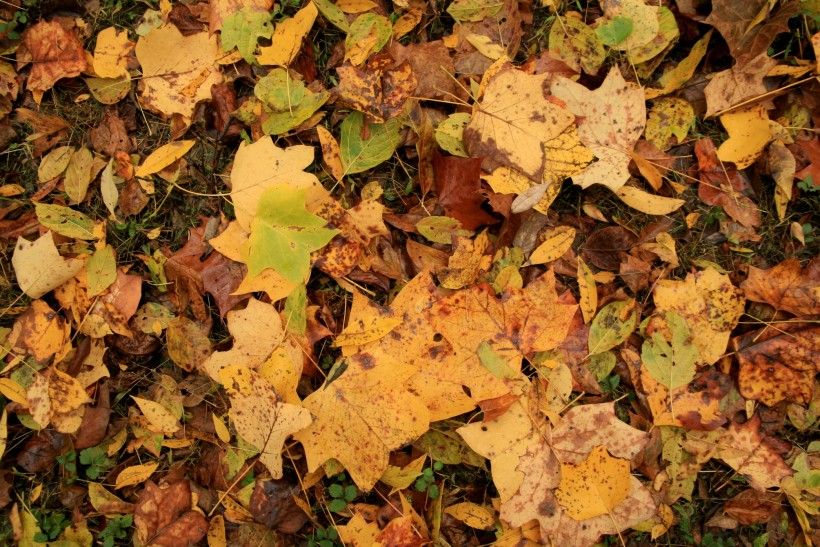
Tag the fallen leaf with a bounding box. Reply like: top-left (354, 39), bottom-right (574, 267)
top-left (115, 462), bottom-right (159, 489)
top-left (135, 140), bottom-right (195, 178)
top-left (19, 20), bottom-right (87, 101)
top-left (221, 7), bottom-right (273, 63)
top-left (465, 68), bottom-right (575, 183)
top-left (12, 232), bottom-right (85, 298)
top-left (641, 311), bottom-right (699, 389)
top-left (703, 53), bottom-right (776, 118)
top-left (551, 66), bottom-right (646, 190)
top-left (338, 513), bottom-right (382, 546)
top-left (717, 105), bottom-right (776, 169)
top-left (588, 299), bottom-right (638, 354)
top-left (645, 97), bottom-right (694, 151)
top-left (336, 56), bottom-right (417, 124)
top-left (134, 480), bottom-right (208, 545)
top-left (34, 203), bottom-right (97, 240)
top-left (93, 27), bottom-right (133, 79)
top-left (316, 125), bottom-right (344, 181)
top-left (257, 2), bottom-right (318, 66)
top-left (615, 185), bottom-right (685, 215)
top-left (444, 502), bottom-right (496, 530)
top-left (705, 0), bottom-right (798, 65)
top-left (135, 25), bottom-right (223, 119)
top-left (548, 13), bottom-right (605, 75)
top-left (340, 111), bottom-right (403, 175)
top-left (653, 267), bottom-right (744, 365)
top-left (741, 259), bottom-right (820, 317)
top-left (555, 445), bottom-right (631, 520)
top-left (530, 226), bottom-right (576, 265)
top-left (345, 13), bottom-right (392, 66)
top-left (432, 154), bottom-right (495, 230)
top-left (695, 138), bottom-right (762, 229)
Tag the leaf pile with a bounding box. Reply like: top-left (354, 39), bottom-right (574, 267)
top-left (0, 0), bottom-right (818, 546)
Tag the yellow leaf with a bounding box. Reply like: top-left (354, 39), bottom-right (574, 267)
top-left (107, 428), bottom-right (128, 456)
top-left (86, 244), bottom-right (117, 297)
top-left (12, 232), bottom-right (85, 299)
top-left (93, 27), bottom-right (132, 79)
top-left (439, 232), bottom-right (492, 289)
top-left (615, 185), bottom-right (685, 215)
top-left (555, 445), bottom-right (631, 520)
top-left (577, 258), bottom-right (597, 324)
top-left (257, 2), bottom-right (318, 66)
top-left (132, 396), bottom-right (181, 434)
top-left (88, 482), bottom-right (132, 515)
top-left (336, 289), bottom-right (402, 349)
top-left (207, 515), bottom-right (227, 547)
top-left (653, 267), bottom-right (744, 365)
top-left (444, 502), bottom-right (496, 530)
top-left (645, 97), bottom-right (694, 151)
top-left (337, 513), bottom-right (382, 546)
top-left (316, 125), bottom-right (344, 181)
top-left (379, 454), bottom-right (426, 489)
top-left (0, 378), bottom-right (28, 405)
top-left (6, 300), bottom-right (70, 363)
top-left (114, 462), bottom-right (159, 489)
top-left (135, 25), bottom-right (223, 119)
top-left (542, 124), bottom-right (595, 187)
top-left (717, 105), bottom-right (776, 168)
top-left (0, 409), bottom-right (7, 461)
top-left (135, 140), bottom-right (195, 177)
top-left (530, 226), bottom-right (576, 265)
top-left (551, 67), bottom-right (645, 190)
top-left (337, 0), bottom-right (377, 13)
top-left (226, 367), bottom-right (311, 478)
top-left (294, 349), bottom-right (430, 490)
top-left (482, 166), bottom-right (554, 214)
top-left (646, 30), bottom-right (711, 99)
top-left (212, 413), bottom-right (231, 443)
top-left (162, 438), bottom-right (193, 449)
top-left (0, 184), bottom-right (24, 197)
top-left (467, 69), bottom-right (574, 183)
top-left (38, 145), bottom-right (74, 183)
top-left (465, 33), bottom-right (506, 60)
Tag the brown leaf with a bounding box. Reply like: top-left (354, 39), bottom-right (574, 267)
top-left (723, 489), bottom-right (783, 525)
top-left (74, 384), bottom-right (111, 449)
top-left (168, 3), bottom-right (207, 35)
top-left (705, 0), bottom-right (798, 65)
top-left (695, 138), bottom-right (761, 228)
top-left (249, 479), bottom-right (308, 534)
top-left (734, 323), bottom-right (819, 406)
top-left (703, 53), bottom-right (776, 118)
top-left (16, 429), bottom-right (68, 473)
top-left (388, 40), bottom-right (457, 101)
top-left (90, 110), bottom-right (132, 157)
top-left (792, 136), bottom-right (820, 187)
top-left (134, 480), bottom-right (208, 547)
top-left (581, 226), bottom-right (637, 271)
top-left (118, 179), bottom-right (149, 217)
top-left (210, 83), bottom-right (240, 138)
top-left (432, 153), bottom-right (496, 230)
top-left (19, 20), bottom-right (87, 99)
top-left (336, 55), bottom-right (417, 123)
top-left (742, 258), bottom-right (820, 317)
top-left (715, 415), bottom-right (793, 491)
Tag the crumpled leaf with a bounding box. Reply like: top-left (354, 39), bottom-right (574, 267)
top-left (134, 480), bottom-right (208, 546)
top-left (551, 67), bottom-right (646, 190)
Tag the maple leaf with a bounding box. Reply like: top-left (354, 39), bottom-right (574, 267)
top-left (431, 270), bottom-right (577, 373)
top-left (247, 186), bottom-right (338, 283)
top-left (18, 20), bottom-right (87, 102)
top-left (734, 323), bottom-right (819, 406)
top-left (653, 267), bottom-right (744, 365)
top-left (220, 7), bottom-right (273, 63)
top-left (741, 258), bottom-right (820, 317)
top-left (551, 66), bottom-right (646, 190)
top-left (294, 350), bottom-right (430, 490)
top-left (464, 69), bottom-right (575, 183)
top-left (134, 25), bottom-right (223, 119)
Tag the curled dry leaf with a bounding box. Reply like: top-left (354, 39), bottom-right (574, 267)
top-left (134, 480), bottom-right (208, 546)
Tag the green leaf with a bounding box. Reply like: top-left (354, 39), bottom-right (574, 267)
top-left (344, 13), bottom-right (392, 63)
top-left (340, 111), bottom-right (403, 174)
top-left (548, 16), bottom-right (605, 75)
top-left (477, 341), bottom-right (518, 379)
top-left (434, 113), bottom-right (471, 157)
top-left (34, 203), bottom-right (97, 240)
top-left (221, 7), bottom-right (273, 63)
top-left (343, 485), bottom-right (357, 502)
top-left (247, 186), bottom-right (338, 283)
top-left (595, 16), bottom-right (633, 46)
top-left (313, 0), bottom-right (349, 31)
top-left (328, 483), bottom-right (344, 498)
top-left (255, 69), bottom-right (329, 135)
top-left (446, 0), bottom-right (503, 22)
top-left (284, 284), bottom-right (307, 335)
top-left (641, 311), bottom-right (698, 390)
top-left (328, 498), bottom-right (347, 513)
top-left (587, 351), bottom-right (616, 381)
top-left (588, 299), bottom-right (638, 354)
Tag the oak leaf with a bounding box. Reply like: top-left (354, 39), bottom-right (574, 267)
top-left (551, 67), bottom-right (646, 190)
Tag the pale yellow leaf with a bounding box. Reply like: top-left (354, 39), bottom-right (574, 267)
top-left (530, 226), bottom-right (576, 264)
top-left (379, 454), bottom-right (426, 489)
top-left (135, 140), bottom-right (195, 177)
top-left (444, 502), bottom-right (496, 530)
top-left (93, 27), bottom-right (132, 79)
top-left (132, 396), bottom-right (181, 434)
top-left (212, 413), bottom-right (231, 443)
top-left (257, 2), bottom-right (318, 66)
top-left (615, 185), bottom-right (685, 215)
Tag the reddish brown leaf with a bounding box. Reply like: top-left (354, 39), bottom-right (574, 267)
top-left (432, 153), bottom-right (496, 230)
top-left (90, 110), bottom-right (132, 157)
top-left (695, 138), bottom-right (761, 228)
top-left (74, 384), bottom-right (111, 449)
top-left (210, 83), bottom-right (240, 138)
top-left (16, 429), bottom-right (68, 473)
top-left (388, 40), bottom-right (458, 101)
top-left (336, 55), bottom-right (418, 123)
top-left (118, 179), bottom-right (149, 217)
top-left (742, 258), bottom-right (820, 316)
top-left (723, 489), bottom-right (783, 525)
top-left (19, 20), bottom-right (87, 97)
top-left (249, 479), bottom-right (308, 534)
top-left (581, 226), bottom-right (637, 271)
top-left (792, 137), bottom-right (820, 186)
top-left (134, 480), bottom-right (208, 547)
top-left (705, 0), bottom-right (798, 65)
